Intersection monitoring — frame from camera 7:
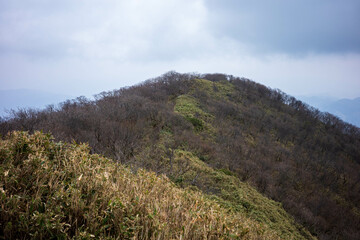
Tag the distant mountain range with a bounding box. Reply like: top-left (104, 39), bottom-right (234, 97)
top-left (0, 89), bottom-right (73, 117)
top-left (298, 96), bottom-right (360, 127)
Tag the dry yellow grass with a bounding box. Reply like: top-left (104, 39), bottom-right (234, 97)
top-left (0, 131), bottom-right (279, 239)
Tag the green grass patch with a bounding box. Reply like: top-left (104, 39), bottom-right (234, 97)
top-left (191, 78), bottom-right (235, 100)
top-left (174, 95), bottom-right (215, 136)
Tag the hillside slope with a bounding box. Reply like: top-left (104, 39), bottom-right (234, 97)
top-left (1, 131), bottom-right (304, 239)
top-left (1, 72), bottom-right (359, 239)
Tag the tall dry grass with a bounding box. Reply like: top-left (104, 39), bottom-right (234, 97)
top-left (0, 131), bottom-right (277, 239)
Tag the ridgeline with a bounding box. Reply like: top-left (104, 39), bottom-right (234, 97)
top-left (1, 72), bottom-right (359, 239)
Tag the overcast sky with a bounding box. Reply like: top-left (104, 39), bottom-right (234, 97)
top-left (1, 0), bottom-right (360, 99)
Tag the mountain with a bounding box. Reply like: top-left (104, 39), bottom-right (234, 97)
top-left (298, 96), bottom-right (360, 127)
top-left (0, 89), bottom-right (73, 117)
top-left (322, 98), bottom-right (360, 127)
top-left (1, 72), bottom-right (360, 239)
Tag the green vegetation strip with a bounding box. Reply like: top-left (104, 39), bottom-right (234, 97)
top-left (167, 150), bottom-right (315, 240)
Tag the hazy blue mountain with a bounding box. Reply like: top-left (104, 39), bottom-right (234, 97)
top-left (298, 96), bottom-right (360, 127)
top-left (323, 98), bottom-right (360, 127)
top-left (0, 89), bottom-right (73, 117)
top-left (296, 96), bottom-right (338, 109)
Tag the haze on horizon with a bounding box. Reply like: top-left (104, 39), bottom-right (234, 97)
top-left (0, 0), bottom-right (360, 109)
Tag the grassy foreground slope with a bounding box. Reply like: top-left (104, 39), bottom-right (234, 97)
top-left (0, 131), bottom-right (279, 240)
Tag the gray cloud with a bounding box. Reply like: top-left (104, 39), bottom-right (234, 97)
top-left (206, 0), bottom-right (360, 54)
top-left (0, 0), bottom-right (210, 62)
top-left (0, 0), bottom-right (359, 101)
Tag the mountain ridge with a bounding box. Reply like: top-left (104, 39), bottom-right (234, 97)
top-left (1, 72), bottom-right (359, 239)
